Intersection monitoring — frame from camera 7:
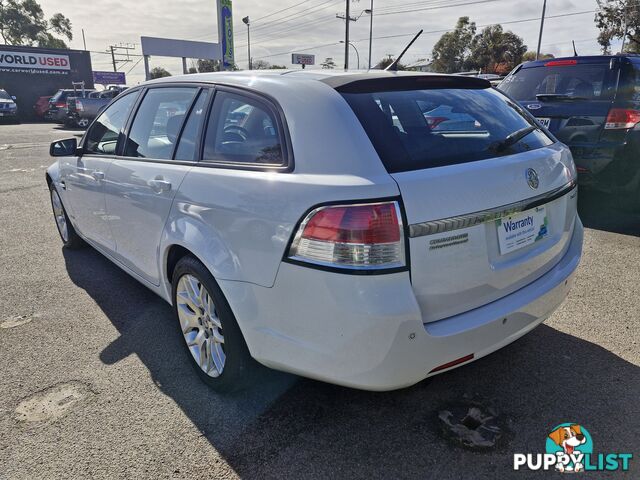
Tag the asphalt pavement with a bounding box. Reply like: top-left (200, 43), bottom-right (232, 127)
top-left (0, 123), bottom-right (638, 479)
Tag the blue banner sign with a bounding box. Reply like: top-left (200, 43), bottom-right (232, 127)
top-left (219, 0), bottom-right (234, 69)
top-left (92, 71), bottom-right (126, 85)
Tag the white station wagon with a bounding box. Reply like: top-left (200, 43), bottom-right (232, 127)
top-left (47, 71), bottom-right (583, 392)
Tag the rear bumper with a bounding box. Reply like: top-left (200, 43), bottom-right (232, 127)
top-left (570, 139), bottom-right (640, 192)
top-left (223, 217), bottom-right (583, 391)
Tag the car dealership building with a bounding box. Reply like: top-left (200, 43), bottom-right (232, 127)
top-left (0, 44), bottom-right (94, 120)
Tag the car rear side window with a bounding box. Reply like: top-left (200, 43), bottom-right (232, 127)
top-left (342, 87), bottom-right (553, 173)
top-left (175, 89), bottom-right (210, 161)
top-left (202, 91), bottom-right (284, 166)
top-left (124, 87), bottom-right (198, 160)
top-left (500, 63), bottom-right (617, 101)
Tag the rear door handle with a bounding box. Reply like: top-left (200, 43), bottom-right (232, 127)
top-left (92, 171), bottom-right (105, 181)
top-left (148, 178), bottom-right (172, 193)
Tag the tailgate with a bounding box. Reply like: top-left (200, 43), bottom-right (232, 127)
top-left (393, 145), bottom-right (577, 323)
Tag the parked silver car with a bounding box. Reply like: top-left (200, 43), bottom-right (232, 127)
top-left (47, 71), bottom-right (583, 392)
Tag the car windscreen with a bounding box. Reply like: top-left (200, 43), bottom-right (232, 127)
top-left (342, 87), bottom-right (553, 173)
top-left (499, 63), bottom-right (615, 101)
top-left (0, 90), bottom-right (11, 100)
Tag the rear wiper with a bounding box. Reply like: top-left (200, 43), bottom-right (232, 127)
top-left (536, 93), bottom-right (587, 101)
top-left (489, 126), bottom-right (538, 153)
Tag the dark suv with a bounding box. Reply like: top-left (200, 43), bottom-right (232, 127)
top-left (499, 55), bottom-right (640, 207)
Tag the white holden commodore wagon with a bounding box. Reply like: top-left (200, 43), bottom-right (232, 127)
top-left (47, 71), bottom-right (583, 392)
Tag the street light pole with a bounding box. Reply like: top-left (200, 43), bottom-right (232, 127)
top-left (535, 0), bottom-right (547, 61)
top-left (341, 41), bottom-right (360, 69)
top-left (242, 16), bottom-right (251, 70)
top-left (368, 1), bottom-right (373, 70)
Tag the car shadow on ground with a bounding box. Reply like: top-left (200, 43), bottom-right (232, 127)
top-left (578, 187), bottom-right (640, 237)
top-left (62, 248), bottom-right (639, 479)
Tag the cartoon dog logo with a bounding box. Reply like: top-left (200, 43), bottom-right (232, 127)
top-left (548, 424), bottom-right (587, 472)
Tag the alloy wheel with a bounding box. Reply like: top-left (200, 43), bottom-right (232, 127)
top-left (51, 189), bottom-right (69, 242)
top-left (176, 274), bottom-right (226, 377)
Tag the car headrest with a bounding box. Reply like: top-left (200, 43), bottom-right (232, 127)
top-left (166, 114), bottom-right (185, 144)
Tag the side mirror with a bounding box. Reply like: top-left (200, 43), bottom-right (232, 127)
top-left (11, 95), bottom-right (16, 100)
top-left (50, 138), bottom-right (80, 157)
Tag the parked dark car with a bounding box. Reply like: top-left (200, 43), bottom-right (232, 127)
top-left (46, 88), bottom-right (94, 123)
top-left (70, 86), bottom-right (127, 128)
top-left (499, 55), bottom-right (640, 208)
top-left (0, 89), bottom-right (19, 122)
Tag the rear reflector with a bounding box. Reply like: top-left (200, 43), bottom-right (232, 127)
top-left (429, 354), bottom-right (475, 373)
top-left (288, 201), bottom-right (405, 271)
top-left (605, 108), bottom-right (640, 130)
top-left (544, 59), bottom-right (578, 67)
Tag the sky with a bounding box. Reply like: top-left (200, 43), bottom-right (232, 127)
top-left (39, 0), bottom-right (621, 85)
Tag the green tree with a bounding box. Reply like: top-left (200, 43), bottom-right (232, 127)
top-left (197, 58), bottom-right (219, 72)
top-left (522, 51), bottom-right (554, 62)
top-left (252, 59), bottom-right (272, 69)
top-left (466, 25), bottom-right (527, 74)
top-left (149, 66), bottom-right (171, 79)
top-left (596, 0), bottom-right (640, 53)
top-left (321, 57), bottom-right (336, 69)
top-left (373, 54), bottom-right (406, 70)
top-left (0, 0), bottom-right (72, 48)
top-left (431, 16), bottom-right (476, 73)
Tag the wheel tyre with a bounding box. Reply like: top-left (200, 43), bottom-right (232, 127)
top-left (76, 118), bottom-right (89, 129)
top-left (49, 184), bottom-right (84, 249)
top-left (171, 255), bottom-right (257, 393)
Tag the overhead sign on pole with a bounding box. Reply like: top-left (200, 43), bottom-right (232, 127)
top-left (217, 0), bottom-right (235, 69)
top-left (140, 37), bottom-right (221, 60)
top-left (291, 53), bottom-right (315, 65)
top-left (93, 71), bottom-right (126, 85)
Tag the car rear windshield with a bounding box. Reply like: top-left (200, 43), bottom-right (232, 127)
top-left (342, 87), bottom-right (553, 173)
top-left (499, 62), bottom-right (616, 101)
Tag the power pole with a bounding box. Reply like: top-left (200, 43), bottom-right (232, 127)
top-left (337, 1), bottom-right (357, 70)
top-left (368, 0), bottom-right (373, 70)
top-left (535, 0), bottom-right (547, 60)
top-left (110, 46), bottom-right (117, 72)
top-left (108, 43), bottom-right (137, 72)
top-left (345, 0), bottom-right (350, 70)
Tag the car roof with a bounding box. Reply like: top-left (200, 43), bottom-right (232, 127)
top-left (144, 69), bottom-right (491, 92)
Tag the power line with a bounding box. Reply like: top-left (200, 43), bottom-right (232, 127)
top-left (241, 8), bottom-right (599, 62)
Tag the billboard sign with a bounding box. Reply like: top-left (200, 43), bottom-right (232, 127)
top-left (218, 0), bottom-right (234, 69)
top-left (0, 50), bottom-right (70, 74)
top-left (93, 71), bottom-right (126, 85)
top-left (291, 53), bottom-right (315, 65)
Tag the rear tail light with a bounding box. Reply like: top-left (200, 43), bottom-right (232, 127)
top-left (425, 116), bottom-right (448, 129)
top-left (605, 108), bottom-right (640, 130)
top-left (288, 201), bottom-right (406, 271)
top-left (76, 100), bottom-right (84, 112)
top-left (54, 102), bottom-right (66, 108)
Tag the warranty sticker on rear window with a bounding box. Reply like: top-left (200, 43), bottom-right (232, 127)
top-left (496, 206), bottom-right (548, 255)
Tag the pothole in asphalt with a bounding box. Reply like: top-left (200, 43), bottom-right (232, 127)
top-left (0, 314), bottom-right (41, 329)
top-left (15, 381), bottom-right (95, 422)
top-left (438, 403), bottom-right (504, 450)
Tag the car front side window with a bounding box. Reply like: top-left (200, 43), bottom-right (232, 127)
top-left (124, 87), bottom-right (198, 160)
top-left (84, 92), bottom-right (139, 155)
